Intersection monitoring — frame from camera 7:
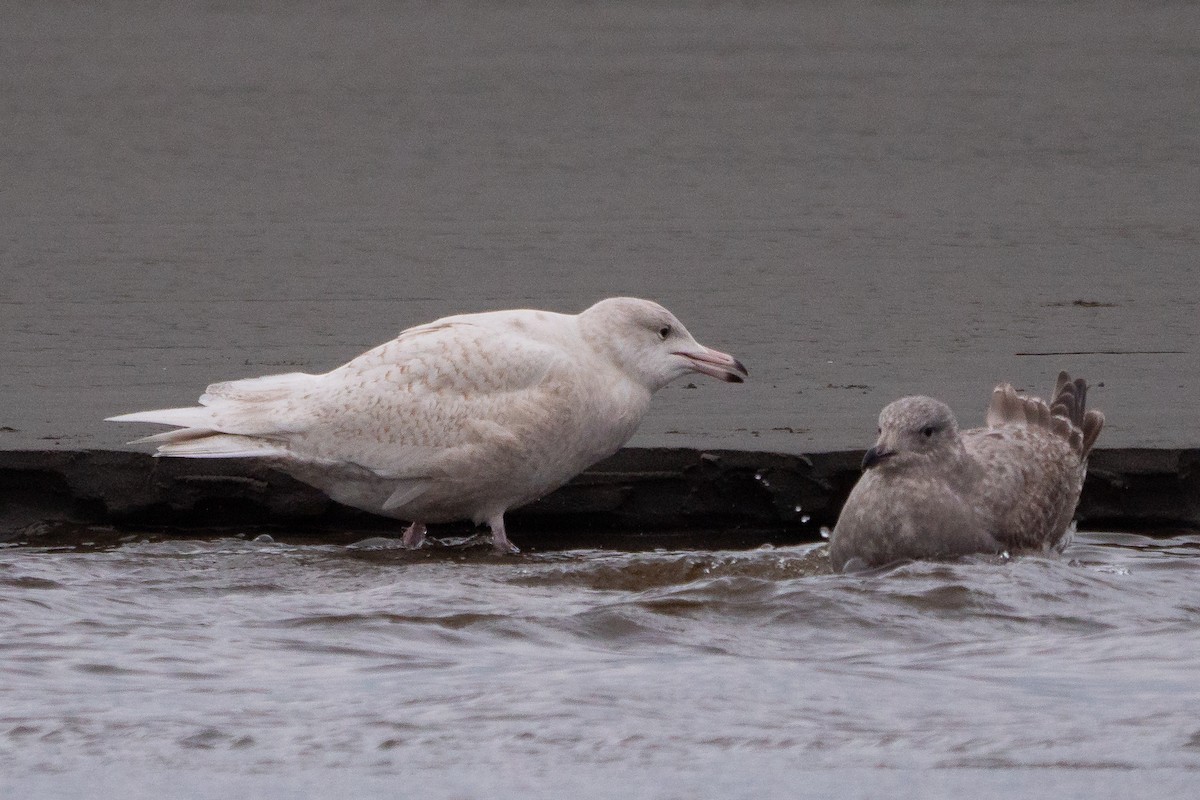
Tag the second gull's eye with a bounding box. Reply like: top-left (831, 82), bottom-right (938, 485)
top-left (658, 326), bottom-right (671, 340)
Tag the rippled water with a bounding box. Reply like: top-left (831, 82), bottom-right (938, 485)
top-left (3, 532), bottom-right (1200, 797)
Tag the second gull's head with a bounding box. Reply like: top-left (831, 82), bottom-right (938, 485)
top-left (862, 395), bottom-right (960, 471)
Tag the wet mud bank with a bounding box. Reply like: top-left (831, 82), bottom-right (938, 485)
top-left (1, 448), bottom-right (1196, 548)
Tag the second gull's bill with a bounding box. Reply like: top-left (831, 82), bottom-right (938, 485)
top-left (828, 372), bottom-right (1104, 572)
top-left (108, 297), bottom-right (748, 553)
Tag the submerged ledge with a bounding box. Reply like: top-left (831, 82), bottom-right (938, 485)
top-left (1, 448), bottom-right (1197, 548)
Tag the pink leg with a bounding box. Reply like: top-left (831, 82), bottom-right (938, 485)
top-left (488, 514), bottom-right (519, 555)
top-left (402, 521), bottom-right (427, 549)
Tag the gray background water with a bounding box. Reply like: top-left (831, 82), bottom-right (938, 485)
top-left (3, 3), bottom-right (1200, 798)
top-left (1, 1), bottom-right (1197, 454)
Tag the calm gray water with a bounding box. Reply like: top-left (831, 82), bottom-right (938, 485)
top-left (3, 532), bottom-right (1200, 797)
top-left (2, 1), bottom-right (1198, 453)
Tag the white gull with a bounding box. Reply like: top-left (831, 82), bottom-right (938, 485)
top-left (829, 371), bottom-right (1104, 572)
top-left (108, 297), bottom-right (748, 553)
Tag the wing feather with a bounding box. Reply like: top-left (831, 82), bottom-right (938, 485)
top-left (109, 315), bottom-right (587, 483)
top-left (254, 320), bottom-right (580, 478)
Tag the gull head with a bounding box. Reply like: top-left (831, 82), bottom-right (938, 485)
top-left (862, 396), bottom-right (960, 471)
top-left (579, 297), bottom-right (748, 391)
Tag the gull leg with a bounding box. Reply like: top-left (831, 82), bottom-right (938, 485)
top-left (488, 514), bottom-right (520, 555)
top-left (401, 521), bottom-right (427, 549)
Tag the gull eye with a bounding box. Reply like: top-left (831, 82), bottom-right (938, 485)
top-left (658, 326), bottom-right (671, 340)
top-left (921, 425), bottom-right (936, 438)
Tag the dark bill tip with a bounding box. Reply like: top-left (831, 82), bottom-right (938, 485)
top-left (674, 349), bottom-right (749, 383)
top-left (861, 446), bottom-right (894, 470)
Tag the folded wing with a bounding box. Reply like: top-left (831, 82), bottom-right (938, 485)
top-left (107, 320), bottom-right (577, 482)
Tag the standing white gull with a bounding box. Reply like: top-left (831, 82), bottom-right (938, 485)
top-left (828, 372), bottom-right (1104, 572)
top-left (108, 297), bottom-right (748, 553)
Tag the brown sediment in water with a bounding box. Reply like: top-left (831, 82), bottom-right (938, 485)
top-left (1, 448), bottom-right (1195, 547)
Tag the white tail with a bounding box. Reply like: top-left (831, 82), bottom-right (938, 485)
top-left (107, 371), bottom-right (323, 459)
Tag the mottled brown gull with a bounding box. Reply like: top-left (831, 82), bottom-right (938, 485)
top-left (829, 372), bottom-right (1104, 572)
top-left (108, 297), bottom-right (748, 553)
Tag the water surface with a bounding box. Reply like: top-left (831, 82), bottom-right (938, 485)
top-left (3, 531), bottom-right (1199, 797)
top-left (2, 1), bottom-right (1198, 453)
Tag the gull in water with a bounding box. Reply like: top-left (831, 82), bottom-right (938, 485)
top-left (108, 297), bottom-right (748, 553)
top-left (828, 372), bottom-right (1104, 572)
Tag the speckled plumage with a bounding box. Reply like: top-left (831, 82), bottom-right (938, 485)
top-left (109, 297), bottom-right (747, 553)
top-left (829, 372), bottom-right (1104, 572)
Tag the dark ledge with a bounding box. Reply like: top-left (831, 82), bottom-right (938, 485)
top-left (1, 448), bottom-right (1197, 548)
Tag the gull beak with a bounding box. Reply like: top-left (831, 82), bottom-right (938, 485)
top-left (861, 446), bottom-right (895, 470)
top-left (673, 347), bottom-right (749, 383)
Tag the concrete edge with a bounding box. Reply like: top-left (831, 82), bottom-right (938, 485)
top-left (1, 447), bottom-right (1197, 547)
